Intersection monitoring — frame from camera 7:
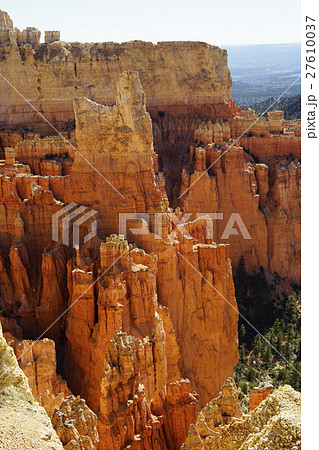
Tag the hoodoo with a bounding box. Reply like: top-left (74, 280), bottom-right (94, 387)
top-left (0, 8), bottom-right (301, 450)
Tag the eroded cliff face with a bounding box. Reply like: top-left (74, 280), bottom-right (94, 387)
top-left (0, 61), bottom-right (239, 449)
top-left (67, 71), bottom-right (167, 235)
top-left (61, 236), bottom-right (199, 449)
top-left (52, 395), bottom-right (99, 449)
top-left (0, 32), bottom-right (232, 134)
top-left (0, 10), bottom-right (236, 207)
top-left (178, 116), bottom-right (301, 281)
top-left (132, 230), bottom-right (238, 404)
top-left (4, 332), bottom-right (71, 417)
top-left (0, 322), bottom-right (99, 449)
top-left (0, 9), bottom-right (300, 450)
top-left (181, 380), bottom-right (301, 450)
top-left (0, 322), bottom-right (64, 449)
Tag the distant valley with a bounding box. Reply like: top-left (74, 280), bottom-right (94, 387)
top-left (226, 43), bottom-right (301, 106)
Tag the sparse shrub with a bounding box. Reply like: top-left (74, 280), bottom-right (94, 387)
top-left (239, 324), bottom-right (246, 344)
top-left (151, 329), bottom-right (156, 340)
top-left (241, 382), bottom-right (248, 394)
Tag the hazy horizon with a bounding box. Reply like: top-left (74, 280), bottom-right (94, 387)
top-left (1, 0), bottom-right (300, 47)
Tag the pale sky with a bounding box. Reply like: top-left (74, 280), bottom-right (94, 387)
top-left (2, 0), bottom-right (300, 46)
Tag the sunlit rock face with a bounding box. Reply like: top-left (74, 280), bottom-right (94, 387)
top-left (67, 70), bottom-right (166, 235)
top-left (181, 382), bottom-right (301, 450)
top-left (0, 8), bottom-right (300, 450)
top-left (0, 16), bottom-right (233, 134)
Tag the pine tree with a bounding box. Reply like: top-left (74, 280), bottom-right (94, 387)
top-left (276, 332), bottom-right (283, 354)
top-left (253, 334), bottom-right (263, 356)
top-left (263, 345), bottom-right (273, 365)
top-left (280, 319), bottom-right (286, 334)
top-left (278, 368), bottom-right (287, 383)
top-left (239, 324), bottom-right (246, 344)
top-left (285, 294), bottom-right (299, 325)
top-left (273, 318), bottom-right (281, 334)
top-left (239, 344), bottom-right (246, 362)
top-left (247, 367), bottom-right (257, 382)
top-left (286, 323), bottom-right (295, 342)
top-left (287, 363), bottom-right (301, 391)
top-left (241, 382), bottom-right (248, 394)
top-left (266, 327), bottom-right (276, 345)
top-left (283, 342), bottom-right (292, 362)
top-left (296, 340), bottom-right (301, 362)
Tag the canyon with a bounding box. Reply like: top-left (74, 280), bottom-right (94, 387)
top-left (0, 9), bottom-right (300, 450)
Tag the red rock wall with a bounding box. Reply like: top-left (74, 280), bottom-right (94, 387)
top-left (178, 137), bottom-right (301, 281)
top-left (14, 136), bottom-right (75, 176)
top-left (5, 333), bottom-right (71, 417)
top-left (0, 38), bottom-right (232, 134)
top-left (240, 135), bottom-right (301, 160)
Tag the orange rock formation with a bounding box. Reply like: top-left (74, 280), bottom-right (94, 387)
top-left (181, 377), bottom-right (242, 449)
top-left (0, 12), bottom-right (233, 134)
top-left (52, 395), bottom-right (99, 449)
top-left (249, 385), bottom-right (273, 411)
top-left (0, 8), bottom-right (300, 450)
top-left (4, 332), bottom-right (70, 417)
top-left (179, 119), bottom-right (300, 280)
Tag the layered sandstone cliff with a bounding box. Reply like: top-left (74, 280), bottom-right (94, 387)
top-left (0, 10), bottom-right (233, 134)
top-left (67, 71), bottom-right (167, 235)
top-left (178, 118), bottom-right (301, 280)
top-left (64, 74), bottom-right (238, 407)
top-left (1, 322), bottom-right (99, 448)
top-left (63, 229), bottom-right (236, 447)
top-left (4, 332), bottom-right (71, 417)
top-left (0, 8), bottom-right (301, 450)
top-left (0, 322), bottom-right (64, 449)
